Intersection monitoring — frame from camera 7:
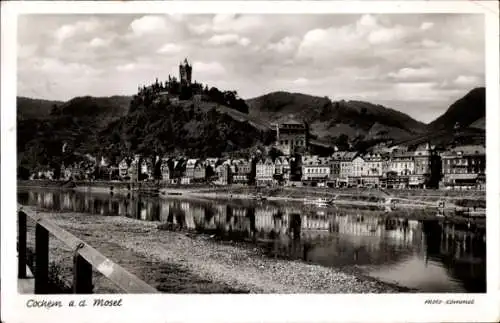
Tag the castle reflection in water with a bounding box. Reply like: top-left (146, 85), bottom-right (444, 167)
top-left (19, 189), bottom-right (486, 293)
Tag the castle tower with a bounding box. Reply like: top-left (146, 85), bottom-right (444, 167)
top-left (179, 58), bottom-right (192, 86)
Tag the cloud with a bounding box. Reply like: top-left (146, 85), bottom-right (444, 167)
top-left (189, 14), bottom-right (264, 36)
top-left (188, 23), bottom-right (212, 35)
top-left (296, 14), bottom-right (411, 64)
top-left (54, 25), bottom-right (76, 42)
top-left (168, 14), bottom-right (185, 23)
top-left (17, 14), bottom-right (485, 122)
top-left (388, 67), bottom-right (437, 81)
top-left (358, 14), bottom-right (377, 28)
top-left (89, 37), bottom-right (111, 48)
top-left (420, 22), bottom-right (434, 30)
top-left (368, 26), bottom-right (406, 44)
top-left (421, 39), bottom-right (440, 48)
top-left (292, 77), bottom-right (309, 86)
top-left (32, 57), bottom-right (101, 78)
top-left (18, 43), bottom-right (38, 59)
top-left (116, 63), bottom-right (136, 72)
top-left (212, 14), bottom-right (263, 33)
top-left (453, 75), bottom-right (481, 86)
top-left (130, 15), bottom-right (168, 36)
top-left (266, 36), bottom-right (300, 54)
top-left (192, 61), bottom-right (226, 76)
top-left (206, 34), bottom-right (251, 47)
top-left (157, 43), bottom-right (182, 54)
top-left (54, 19), bottom-right (100, 43)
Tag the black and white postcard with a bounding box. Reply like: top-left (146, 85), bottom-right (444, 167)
top-left (2, 1), bottom-right (499, 323)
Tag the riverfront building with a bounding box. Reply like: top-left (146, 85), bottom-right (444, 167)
top-left (440, 145), bottom-right (486, 189)
top-left (301, 155), bottom-right (331, 182)
top-left (256, 158), bottom-right (275, 186)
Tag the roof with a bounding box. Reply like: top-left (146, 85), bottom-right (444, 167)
top-left (342, 152), bottom-right (357, 161)
top-left (186, 159), bottom-right (198, 167)
top-left (275, 156), bottom-right (289, 164)
top-left (231, 159), bottom-right (249, 165)
top-left (392, 151), bottom-right (414, 158)
top-left (259, 158), bottom-right (274, 165)
top-left (206, 157), bottom-right (219, 164)
top-left (279, 119), bottom-right (304, 126)
top-left (415, 142), bottom-right (431, 151)
top-left (451, 145), bottom-right (485, 155)
top-left (331, 151), bottom-right (347, 160)
top-left (363, 153), bottom-right (383, 161)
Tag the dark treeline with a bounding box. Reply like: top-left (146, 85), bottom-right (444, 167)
top-left (131, 76), bottom-right (249, 115)
top-left (17, 96), bottom-right (274, 175)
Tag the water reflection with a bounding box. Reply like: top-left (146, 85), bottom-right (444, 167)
top-left (18, 188), bottom-right (486, 293)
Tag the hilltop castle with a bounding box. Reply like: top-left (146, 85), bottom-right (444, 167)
top-left (137, 58), bottom-right (205, 101)
top-left (179, 58), bottom-right (192, 86)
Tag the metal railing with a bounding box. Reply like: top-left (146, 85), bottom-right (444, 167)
top-left (17, 206), bottom-right (158, 294)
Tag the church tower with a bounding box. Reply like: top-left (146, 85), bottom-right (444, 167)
top-left (179, 58), bottom-right (192, 86)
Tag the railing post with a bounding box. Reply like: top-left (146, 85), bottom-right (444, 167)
top-left (18, 211), bottom-right (27, 278)
top-left (73, 252), bottom-right (93, 294)
top-left (34, 223), bottom-right (49, 294)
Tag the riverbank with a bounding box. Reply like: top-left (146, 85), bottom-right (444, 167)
top-left (18, 180), bottom-right (486, 212)
top-left (21, 205), bottom-right (406, 293)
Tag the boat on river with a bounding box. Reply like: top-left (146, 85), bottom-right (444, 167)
top-left (303, 198), bottom-right (333, 208)
top-left (252, 193), bottom-right (267, 201)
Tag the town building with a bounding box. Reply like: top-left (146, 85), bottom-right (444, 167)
top-left (183, 158), bottom-right (205, 183)
top-left (193, 160), bottom-right (206, 182)
top-left (440, 145), bottom-right (486, 189)
top-left (232, 159), bottom-right (252, 184)
top-left (301, 155), bottom-right (331, 184)
top-left (351, 156), bottom-right (366, 178)
top-left (205, 158), bottom-right (219, 170)
top-left (329, 151), bottom-right (346, 182)
top-left (256, 158), bottom-right (275, 186)
top-left (409, 143), bottom-right (437, 188)
top-left (361, 153), bottom-right (384, 187)
top-left (338, 151), bottom-right (357, 187)
top-left (185, 159), bottom-right (199, 180)
top-left (140, 158), bottom-right (154, 180)
top-left (118, 158), bottom-right (130, 178)
top-left (273, 120), bottom-right (308, 156)
top-left (99, 156), bottom-right (110, 168)
top-left (60, 164), bottom-right (72, 181)
top-left (160, 158), bottom-right (172, 182)
top-left (215, 163), bottom-right (231, 185)
top-left (390, 151), bottom-right (415, 176)
top-left (128, 155), bottom-right (141, 182)
top-left (274, 156), bottom-right (291, 184)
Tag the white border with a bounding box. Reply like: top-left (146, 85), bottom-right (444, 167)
top-left (2, 1), bottom-right (499, 323)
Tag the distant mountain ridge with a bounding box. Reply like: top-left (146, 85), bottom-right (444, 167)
top-left (427, 87), bottom-right (485, 131)
top-left (16, 86), bottom-right (485, 174)
top-left (17, 95), bottom-right (132, 121)
top-left (246, 91), bottom-right (428, 142)
top-left (389, 87), bottom-right (486, 148)
top-left (17, 96), bottom-right (64, 120)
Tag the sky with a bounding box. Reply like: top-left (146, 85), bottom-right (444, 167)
top-left (17, 13), bottom-right (485, 123)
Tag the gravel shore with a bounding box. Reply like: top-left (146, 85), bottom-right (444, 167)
top-left (23, 206), bottom-right (404, 294)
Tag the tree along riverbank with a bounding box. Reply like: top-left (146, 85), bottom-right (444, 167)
top-left (20, 206), bottom-right (408, 293)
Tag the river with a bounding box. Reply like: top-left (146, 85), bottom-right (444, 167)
top-left (17, 187), bottom-right (486, 293)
